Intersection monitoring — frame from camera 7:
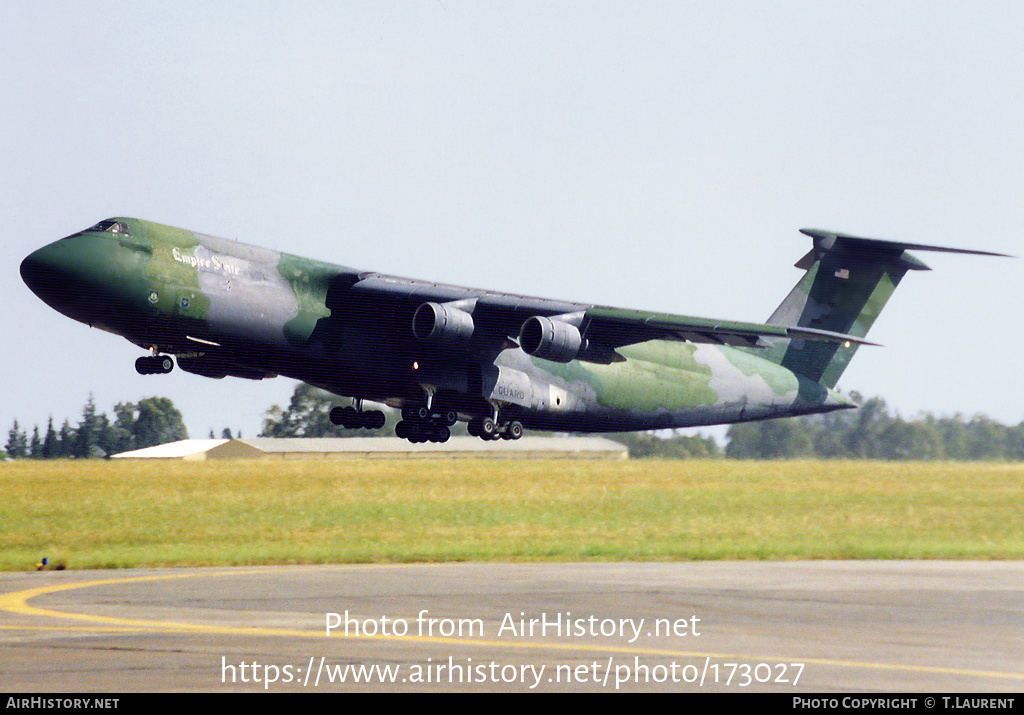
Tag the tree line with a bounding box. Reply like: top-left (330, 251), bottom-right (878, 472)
top-left (4, 395), bottom-right (187, 459)
top-left (263, 384), bottom-right (1024, 461)
top-left (616, 391), bottom-right (1024, 460)
top-left (723, 392), bottom-right (1024, 461)
top-left (6, 386), bottom-right (1024, 460)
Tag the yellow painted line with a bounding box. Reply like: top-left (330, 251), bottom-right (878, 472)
top-left (0, 624), bottom-right (144, 633)
top-left (0, 568), bottom-right (1020, 683)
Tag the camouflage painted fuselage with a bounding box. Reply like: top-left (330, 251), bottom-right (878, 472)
top-left (28, 217), bottom-right (933, 435)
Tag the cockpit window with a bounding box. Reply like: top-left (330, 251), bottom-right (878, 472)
top-left (88, 219), bottom-right (130, 235)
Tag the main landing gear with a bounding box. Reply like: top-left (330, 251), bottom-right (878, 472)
top-left (467, 416), bottom-right (524, 441)
top-left (329, 404), bottom-right (387, 430)
top-left (395, 407), bottom-right (457, 444)
top-left (135, 354), bottom-right (174, 375)
top-left (393, 407), bottom-right (525, 444)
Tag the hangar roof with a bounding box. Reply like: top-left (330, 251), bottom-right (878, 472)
top-left (111, 436), bottom-right (628, 459)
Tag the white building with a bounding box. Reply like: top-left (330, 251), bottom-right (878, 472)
top-left (111, 436), bottom-right (628, 460)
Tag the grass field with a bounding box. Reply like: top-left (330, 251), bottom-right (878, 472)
top-left (2, 458), bottom-right (1023, 570)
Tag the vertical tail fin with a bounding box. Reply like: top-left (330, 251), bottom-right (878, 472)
top-left (765, 229), bottom-right (1007, 388)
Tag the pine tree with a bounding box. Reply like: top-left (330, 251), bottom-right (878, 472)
top-left (58, 419), bottom-right (76, 458)
top-left (42, 416), bottom-right (57, 459)
top-left (29, 425), bottom-right (41, 458)
top-left (75, 394), bottom-right (101, 458)
top-left (5, 420), bottom-right (28, 459)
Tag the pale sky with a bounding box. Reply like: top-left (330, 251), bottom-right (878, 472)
top-left (3, 1), bottom-right (1022, 441)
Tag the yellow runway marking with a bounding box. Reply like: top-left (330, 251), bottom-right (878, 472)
top-left (0, 568), bottom-right (1020, 684)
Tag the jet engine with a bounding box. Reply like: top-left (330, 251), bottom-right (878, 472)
top-left (412, 301), bottom-right (475, 344)
top-left (519, 315), bottom-right (583, 362)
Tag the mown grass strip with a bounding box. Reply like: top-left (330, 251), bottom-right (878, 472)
top-left (2, 459), bottom-right (1022, 569)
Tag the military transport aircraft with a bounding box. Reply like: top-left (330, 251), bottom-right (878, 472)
top-left (20, 219), bottom-right (1004, 443)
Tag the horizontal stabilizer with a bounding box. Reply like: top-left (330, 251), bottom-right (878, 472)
top-left (784, 325), bottom-right (881, 347)
top-left (795, 229), bottom-right (1012, 271)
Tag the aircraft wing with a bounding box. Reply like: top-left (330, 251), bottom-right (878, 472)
top-left (582, 306), bottom-right (879, 350)
top-left (347, 272), bottom-right (877, 365)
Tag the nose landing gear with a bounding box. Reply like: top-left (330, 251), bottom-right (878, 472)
top-left (135, 354), bottom-right (174, 375)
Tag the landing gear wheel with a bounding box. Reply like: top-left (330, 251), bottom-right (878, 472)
top-left (331, 406), bottom-right (386, 430)
top-left (396, 418), bottom-right (452, 443)
top-left (366, 410), bottom-right (386, 429)
top-left (329, 406), bottom-right (352, 427)
top-left (395, 420), bottom-right (411, 439)
top-left (135, 355), bottom-right (173, 375)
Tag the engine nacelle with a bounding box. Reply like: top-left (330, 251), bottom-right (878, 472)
top-left (412, 302), bottom-right (474, 343)
top-left (519, 315), bottom-right (583, 363)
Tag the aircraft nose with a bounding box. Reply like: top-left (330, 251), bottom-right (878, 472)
top-left (20, 239), bottom-right (87, 309)
top-left (22, 243), bottom-right (65, 299)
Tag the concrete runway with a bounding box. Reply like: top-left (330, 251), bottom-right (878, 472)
top-left (0, 561), bottom-right (1020, 692)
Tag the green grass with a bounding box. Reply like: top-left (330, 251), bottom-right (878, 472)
top-left (2, 458), bottom-right (1022, 569)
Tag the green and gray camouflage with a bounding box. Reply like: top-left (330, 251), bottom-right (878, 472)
top-left (20, 218), bottom-right (1004, 442)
